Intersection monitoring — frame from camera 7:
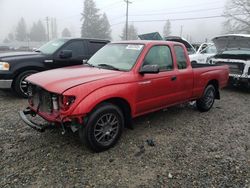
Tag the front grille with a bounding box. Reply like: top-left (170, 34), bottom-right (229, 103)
top-left (29, 85), bottom-right (53, 113)
top-left (216, 62), bottom-right (245, 75)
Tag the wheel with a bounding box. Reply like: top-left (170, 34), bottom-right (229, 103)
top-left (79, 103), bottom-right (124, 152)
top-left (196, 85), bottom-right (216, 112)
top-left (13, 70), bottom-right (38, 98)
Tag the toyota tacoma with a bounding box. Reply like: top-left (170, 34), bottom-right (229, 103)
top-left (19, 40), bottom-right (229, 152)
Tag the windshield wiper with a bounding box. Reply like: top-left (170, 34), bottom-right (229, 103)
top-left (83, 60), bottom-right (95, 67)
top-left (97, 64), bottom-right (120, 71)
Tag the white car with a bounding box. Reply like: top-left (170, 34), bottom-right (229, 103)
top-left (210, 34), bottom-right (250, 87)
top-left (189, 43), bottom-right (217, 64)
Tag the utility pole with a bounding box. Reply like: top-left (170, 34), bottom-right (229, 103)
top-left (124, 0), bottom-right (132, 40)
top-left (45, 17), bottom-right (50, 41)
top-left (180, 25), bottom-right (183, 37)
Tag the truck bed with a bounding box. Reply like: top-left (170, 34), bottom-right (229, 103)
top-left (191, 63), bottom-right (229, 99)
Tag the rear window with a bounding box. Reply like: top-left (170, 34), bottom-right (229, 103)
top-left (174, 46), bottom-right (188, 69)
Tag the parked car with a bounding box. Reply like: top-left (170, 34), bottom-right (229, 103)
top-left (19, 40), bottom-right (229, 152)
top-left (0, 38), bottom-right (109, 97)
top-left (189, 43), bottom-right (217, 64)
top-left (210, 34), bottom-right (250, 87)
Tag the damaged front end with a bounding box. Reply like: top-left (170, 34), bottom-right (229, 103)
top-left (19, 84), bottom-right (83, 134)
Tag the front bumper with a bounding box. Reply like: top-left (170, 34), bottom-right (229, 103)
top-left (19, 108), bottom-right (52, 132)
top-left (0, 79), bottom-right (13, 89)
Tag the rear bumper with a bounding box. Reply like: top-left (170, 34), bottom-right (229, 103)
top-left (0, 79), bottom-right (13, 89)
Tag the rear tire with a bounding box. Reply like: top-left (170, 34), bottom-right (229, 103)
top-left (79, 103), bottom-right (124, 152)
top-left (196, 85), bottom-right (216, 112)
top-left (13, 70), bottom-right (38, 98)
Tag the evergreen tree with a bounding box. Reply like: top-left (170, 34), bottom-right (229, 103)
top-left (81, 0), bottom-right (111, 39)
top-left (163, 20), bottom-right (171, 37)
top-left (16, 17), bottom-right (27, 41)
top-left (62, 28), bottom-right (71, 37)
top-left (99, 13), bottom-right (112, 40)
top-left (30, 20), bottom-right (46, 41)
top-left (121, 24), bottom-right (138, 40)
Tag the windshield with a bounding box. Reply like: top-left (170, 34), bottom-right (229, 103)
top-left (38, 39), bottom-right (67, 54)
top-left (222, 50), bottom-right (250, 55)
top-left (88, 43), bottom-right (144, 71)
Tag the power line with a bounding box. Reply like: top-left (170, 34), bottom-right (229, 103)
top-left (110, 13), bottom-right (247, 27)
top-left (130, 7), bottom-right (224, 17)
top-left (134, 1), bottom-right (225, 14)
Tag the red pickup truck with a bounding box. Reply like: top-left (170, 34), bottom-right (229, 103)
top-left (19, 41), bottom-right (229, 152)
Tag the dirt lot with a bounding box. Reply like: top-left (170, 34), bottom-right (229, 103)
top-left (1, 87), bottom-right (250, 187)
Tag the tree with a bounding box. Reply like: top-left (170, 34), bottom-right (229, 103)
top-left (16, 17), bottom-right (27, 41)
top-left (81, 0), bottom-right (111, 39)
top-left (163, 20), bottom-right (171, 37)
top-left (120, 24), bottom-right (138, 40)
top-left (62, 28), bottom-right (71, 37)
top-left (99, 13), bottom-right (112, 40)
top-left (30, 20), bottom-right (47, 41)
top-left (223, 0), bottom-right (250, 33)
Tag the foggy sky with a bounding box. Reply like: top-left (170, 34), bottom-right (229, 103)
top-left (0, 0), bottom-right (227, 42)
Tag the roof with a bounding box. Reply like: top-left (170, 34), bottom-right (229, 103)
top-left (59, 37), bottom-right (110, 42)
top-left (112, 40), bottom-right (183, 46)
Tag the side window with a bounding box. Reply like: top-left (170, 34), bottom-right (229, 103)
top-left (143, 45), bottom-right (173, 71)
top-left (63, 41), bottom-right (85, 58)
top-left (174, 46), bottom-right (188, 69)
top-left (88, 42), bottom-right (107, 55)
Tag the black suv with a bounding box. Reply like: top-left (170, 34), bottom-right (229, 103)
top-left (0, 38), bottom-right (109, 97)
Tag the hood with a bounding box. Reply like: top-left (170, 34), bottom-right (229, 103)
top-left (164, 36), bottom-right (196, 54)
top-left (26, 65), bottom-right (123, 94)
top-left (0, 51), bottom-right (45, 61)
top-left (212, 34), bottom-right (250, 53)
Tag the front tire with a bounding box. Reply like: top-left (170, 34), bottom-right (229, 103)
top-left (13, 70), bottom-right (38, 98)
top-left (196, 85), bottom-right (216, 112)
top-left (79, 103), bottom-right (124, 152)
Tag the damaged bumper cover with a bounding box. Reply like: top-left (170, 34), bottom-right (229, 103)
top-left (19, 108), bottom-right (50, 132)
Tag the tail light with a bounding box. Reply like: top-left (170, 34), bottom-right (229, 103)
top-left (59, 95), bottom-right (76, 111)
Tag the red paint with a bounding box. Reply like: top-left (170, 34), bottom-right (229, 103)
top-left (26, 41), bottom-right (229, 123)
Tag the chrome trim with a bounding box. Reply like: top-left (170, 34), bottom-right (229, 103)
top-left (0, 79), bottom-right (13, 89)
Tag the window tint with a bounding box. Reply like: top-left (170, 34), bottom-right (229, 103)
top-left (143, 45), bottom-right (173, 71)
top-left (88, 42), bottom-right (107, 55)
top-left (63, 41), bottom-right (85, 57)
top-left (174, 46), bottom-right (187, 69)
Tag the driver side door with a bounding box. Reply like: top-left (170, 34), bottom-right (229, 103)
top-left (135, 45), bottom-right (178, 115)
top-left (52, 40), bottom-right (88, 68)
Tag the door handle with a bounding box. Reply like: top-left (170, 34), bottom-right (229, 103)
top-left (171, 76), bottom-right (177, 81)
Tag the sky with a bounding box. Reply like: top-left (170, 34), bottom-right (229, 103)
top-left (0, 0), bottom-right (227, 43)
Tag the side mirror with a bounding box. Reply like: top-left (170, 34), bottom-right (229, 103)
top-left (139, 64), bottom-right (160, 74)
top-left (59, 50), bottom-right (72, 59)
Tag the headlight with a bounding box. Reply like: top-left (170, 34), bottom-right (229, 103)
top-left (59, 95), bottom-right (76, 111)
top-left (0, 62), bottom-right (10, 71)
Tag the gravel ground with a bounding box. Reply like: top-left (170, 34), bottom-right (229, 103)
top-left (1, 87), bottom-right (250, 187)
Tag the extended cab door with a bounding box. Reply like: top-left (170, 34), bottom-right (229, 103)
top-left (135, 45), bottom-right (179, 114)
top-left (53, 40), bottom-right (88, 68)
top-left (173, 45), bottom-right (193, 101)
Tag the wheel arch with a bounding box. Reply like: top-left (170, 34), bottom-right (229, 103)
top-left (206, 79), bottom-right (220, 99)
top-left (91, 97), bottom-right (133, 129)
top-left (12, 66), bottom-right (45, 87)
